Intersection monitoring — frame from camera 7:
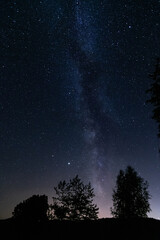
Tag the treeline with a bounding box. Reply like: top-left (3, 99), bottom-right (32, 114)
top-left (12, 166), bottom-right (151, 222)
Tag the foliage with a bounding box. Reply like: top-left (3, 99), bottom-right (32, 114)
top-left (51, 175), bottom-right (99, 220)
top-left (111, 166), bottom-right (151, 218)
top-left (12, 195), bottom-right (49, 222)
top-left (146, 58), bottom-right (160, 137)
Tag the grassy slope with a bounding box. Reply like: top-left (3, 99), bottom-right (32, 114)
top-left (0, 218), bottom-right (160, 240)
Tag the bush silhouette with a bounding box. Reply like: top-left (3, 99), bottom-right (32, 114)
top-left (12, 195), bottom-right (49, 222)
top-left (111, 166), bottom-right (151, 218)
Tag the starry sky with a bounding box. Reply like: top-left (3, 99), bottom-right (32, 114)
top-left (1, 0), bottom-right (160, 219)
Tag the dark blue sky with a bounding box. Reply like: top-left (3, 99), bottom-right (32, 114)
top-left (0, 0), bottom-right (160, 219)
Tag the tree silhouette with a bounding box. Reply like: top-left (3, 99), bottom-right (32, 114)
top-left (111, 166), bottom-right (151, 218)
top-left (146, 58), bottom-right (160, 138)
top-left (52, 175), bottom-right (99, 220)
top-left (12, 195), bottom-right (49, 222)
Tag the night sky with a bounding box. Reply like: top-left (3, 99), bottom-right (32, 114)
top-left (1, 0), bottom-right (160, 219)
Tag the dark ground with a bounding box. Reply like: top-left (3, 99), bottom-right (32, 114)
top-left (0, 218), bottom-right (160, 240)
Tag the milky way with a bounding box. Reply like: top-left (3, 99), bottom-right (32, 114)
top-left (52, 1), bottom-right (122, 213)
top-left (50, 0), bottom-right (160, 217)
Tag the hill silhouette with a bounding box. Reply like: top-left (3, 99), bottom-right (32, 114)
top-left (1, 218), bottom-right (160, 240)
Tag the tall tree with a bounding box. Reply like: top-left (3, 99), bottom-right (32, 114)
top-left (52, 175), bottom-right (99, 220)
top-left (146, 58), bottom-right (160, 138)
top-left (111, 166), bottom-right (151, 218)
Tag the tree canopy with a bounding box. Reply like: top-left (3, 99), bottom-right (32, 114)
top-left (12, 195), bottom-right (48, 222)
top-left (111, 166), bottom-right (151, 218)
top-left (146, 58), bottom-right (160, 138)
top-left (51, 175), bottom-right (99, 220)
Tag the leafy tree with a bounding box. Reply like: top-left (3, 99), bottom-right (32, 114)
top-left (52, 175), bottom-right (99, 220)
top-left (111, 166), bottom-right (151, 218)
top-left (146, 58), bottom-right (160, 138)
top-left (12, 195), bottom-right (49, 222)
